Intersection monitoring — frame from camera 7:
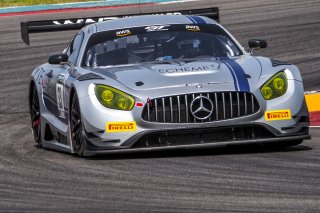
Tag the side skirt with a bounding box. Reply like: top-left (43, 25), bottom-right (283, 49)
top-left (42, 140), bottom-right (71, 153)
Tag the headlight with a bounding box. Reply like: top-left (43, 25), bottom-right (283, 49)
top-left (261, 71), bottom-right (288, 100)
top-left (95, 85), bottom-right (135, 110)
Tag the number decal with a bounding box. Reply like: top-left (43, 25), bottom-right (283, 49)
top-left (56, 74), bottom-right (66, 118)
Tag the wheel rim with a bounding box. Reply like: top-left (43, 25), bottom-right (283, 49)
top-left (70, 93), bottom-right (84, 151)
top-left (31, 86), bottom-right (41, 141)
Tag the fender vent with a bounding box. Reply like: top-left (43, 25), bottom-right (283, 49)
top-left (271, 59), bottom-right (291, 67)
top-left (77, 73), bottom-right (104, 81)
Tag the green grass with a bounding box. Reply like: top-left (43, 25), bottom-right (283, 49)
top-left (0, 0), bottom-right (100, 7)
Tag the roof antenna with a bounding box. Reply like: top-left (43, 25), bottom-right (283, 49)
top-left (139, 0), bottom-right (142, 15)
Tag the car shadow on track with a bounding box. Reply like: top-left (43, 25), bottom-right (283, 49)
top-left (87, 143), bottom-right (312, 160)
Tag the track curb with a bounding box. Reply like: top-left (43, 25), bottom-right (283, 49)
top-left (305, 91), bottom-right (320, 127)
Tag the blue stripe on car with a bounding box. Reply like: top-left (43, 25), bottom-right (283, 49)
top-left (221, 58), bottom-right (250, 92)
top-left (185, 15), bottom-right (196, 24)
top-left (190, 16), bottom-right (206, 24)
top-left (223, 61), bottom-right (239, 91)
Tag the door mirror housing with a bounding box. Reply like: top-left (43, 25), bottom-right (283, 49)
top-left (248, 39), bottom-right (267, 53)
top-left (48, 54), bottom-right (68, 65)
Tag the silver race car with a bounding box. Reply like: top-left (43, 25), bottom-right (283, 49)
top-left (21, 7), bottom-right (310, 157)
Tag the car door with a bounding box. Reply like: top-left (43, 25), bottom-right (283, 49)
top-left (43, 32), bottom-right (84, 124)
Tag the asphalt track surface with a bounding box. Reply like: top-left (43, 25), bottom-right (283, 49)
top-left (0, 0), bottom-right (320, 212)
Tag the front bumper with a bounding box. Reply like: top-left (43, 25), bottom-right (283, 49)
top-left (83, 135), bottom-right (311, 157)
top-left (82, 123), bottom-right (310, 156)
top-left (78, 79), bottom-right (310, 156)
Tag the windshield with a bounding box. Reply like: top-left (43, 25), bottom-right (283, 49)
top-left (83, 24), bottom-right (242, 67)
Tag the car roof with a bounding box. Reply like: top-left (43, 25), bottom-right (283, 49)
top-left (94, 15), bottom-right (217, 32)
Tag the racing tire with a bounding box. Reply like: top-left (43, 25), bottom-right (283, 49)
top-left (264, 139), bottom-right (303, 149)
top-left (70, 91), bottom-right (87, 157)
top-left (30, 85), bottom-right (42, 146)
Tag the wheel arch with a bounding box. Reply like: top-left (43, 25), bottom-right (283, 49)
top-left (68, 85), bottom-right (78, 153)
top-left (28, 80), bottom-right (36, 113)
top-left (68, 84), bottom-right (88, 156)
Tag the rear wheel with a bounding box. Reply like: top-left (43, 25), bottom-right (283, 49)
top-left (70, 92), bottom-right (86, 156)
top-left (30, 85), bottom-right (42, 145)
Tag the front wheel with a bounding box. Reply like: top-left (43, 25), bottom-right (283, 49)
top-left (70, 92), bottom-right (86, 157)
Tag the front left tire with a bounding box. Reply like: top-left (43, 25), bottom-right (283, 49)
top-left (30, 85), bottom-right (42, 146)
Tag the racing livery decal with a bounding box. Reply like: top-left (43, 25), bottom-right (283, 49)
top-left (36, 68), bottom-right (46, 85)
top-left (157, 64), bottom-right (217, 73)
top-left (56, 74), bottom-right (66, 118)
top-left (116, 29), bottom-right (132, 37)
top-left (145, 25), bottom-right (169, 32)
top-left (221, 59), bottom-right (250, 92)
top-left (106, 122), bottom-right (137, 133)
top-left (186, 25), bottom-right (200, 32)
top-left (265, 110), bottom-right (291, 121)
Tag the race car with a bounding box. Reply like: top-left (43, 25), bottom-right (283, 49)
top-left (21, 7), bottom-right (310, 157)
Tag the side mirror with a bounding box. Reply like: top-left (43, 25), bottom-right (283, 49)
top-left (248, 39), bottom-right (267, 53)
top-left (48, 54), bottom-right (68, 65)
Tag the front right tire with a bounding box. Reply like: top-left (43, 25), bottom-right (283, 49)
top-left (70, 91), bottom-right (86, 157)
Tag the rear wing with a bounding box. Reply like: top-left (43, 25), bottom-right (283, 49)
top-left (20, 7), bottom-right (219, 45)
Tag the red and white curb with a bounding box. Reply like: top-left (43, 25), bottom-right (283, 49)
top-left (305, 91), bottom-right (320, 127)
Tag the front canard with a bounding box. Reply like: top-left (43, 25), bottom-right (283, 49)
top-left (106, 122), bottom-right (136, 132)
top-left (265, 109), bottom-right (291, 121)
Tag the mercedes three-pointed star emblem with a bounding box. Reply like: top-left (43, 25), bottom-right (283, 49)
top-left (190, 96), bottom-right (214, 120)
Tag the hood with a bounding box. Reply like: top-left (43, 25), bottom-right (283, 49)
top-left (92, 56), bottom-right (262, 91)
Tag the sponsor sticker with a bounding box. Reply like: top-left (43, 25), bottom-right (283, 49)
top-left (106, 122), bottom-right (136, 133)
top-left (265, 109), bottom-right (291, 121)
top-left (157, 64), bottom-right (217, 73)
top-left (36, 69), bottom-right (46, 85)
top-left (116, 29), bottom-right (132, 37)
top-left (186, 25), bottom-right (200, 32)
top-left (56, 74), bottom-right (66, 118)
top-left (145, 25), bottom-right (169, 32)
top-left (52, 17), bottom-right (117, 25)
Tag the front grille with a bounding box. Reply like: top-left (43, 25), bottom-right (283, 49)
top-left (133, 125), bottom-right (275, 148)
top-left (142, 92), bottom-right (260, 123)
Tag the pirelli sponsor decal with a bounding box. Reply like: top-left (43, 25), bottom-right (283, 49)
top-left (265, 109), bottom-right (291, 121)
top-left (106, 122), bottom-right (136, 133)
